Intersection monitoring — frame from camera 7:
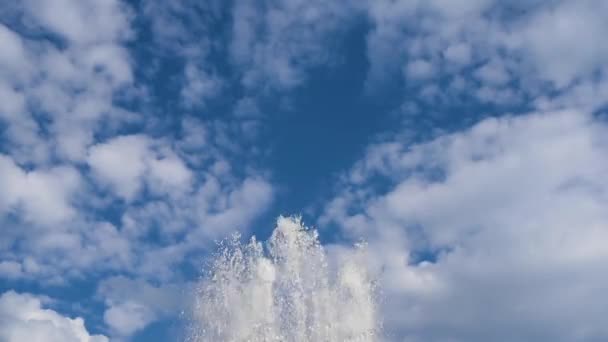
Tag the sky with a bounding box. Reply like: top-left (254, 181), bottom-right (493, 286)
top-left (1, 0), bottom-right (608, 341)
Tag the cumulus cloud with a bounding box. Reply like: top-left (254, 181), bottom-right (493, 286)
top-left (442, 42), bottom-right (471, 66)
top-left (1, 120), bottom-right (272, 333)
top-left (87, 135), bottom-right (150, 201)
top-left (0, 0), bottom-right (134, 165)
top-left (0, 291), bottom-right (108, 342)
top-left (404, 59), bottom-right (435, 81)
top-left (0, 261), bottom-right (23, 279)
top-left (137, 0), bottom-right (224, 109)
top-left (87, 135), bottom-right (193, 201)
top-left (517, 0), bottom-right (608, 87)
top-left (23, 0), bottom-right (132, 45)
top-left (0, 0), bottom-right (275, 339)
top-left (322, 110), bottom-right (608, 340)
top-left (1, 5), bottom-right (274, 337)
top-left (97, 277), bottom-right (186, 338)
top-left (365, 0), bottom-right (608, 114)
top-left (121, 175), bottom-right (273, 275)
top-left (230, 0), bottom-right (361, 91)
top-left (0, 154), bottom-right (80, 225)
top-left (180, 62), bottom-right (222, 108)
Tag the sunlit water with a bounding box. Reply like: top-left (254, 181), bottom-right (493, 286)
top-left (190, 216), bottom-right (380, 342)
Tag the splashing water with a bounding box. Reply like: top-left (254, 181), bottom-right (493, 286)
top-left (190, 216), bottom-right (380, 342)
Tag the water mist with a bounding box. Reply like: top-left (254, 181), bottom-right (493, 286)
top-left (190, 216), bottom-right (380, 342)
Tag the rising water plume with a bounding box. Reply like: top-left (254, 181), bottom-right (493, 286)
top-left (190, 216), bottom-right (380, 342)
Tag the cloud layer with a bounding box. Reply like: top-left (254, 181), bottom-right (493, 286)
top-left (0, 291), bottom-right (108, 342)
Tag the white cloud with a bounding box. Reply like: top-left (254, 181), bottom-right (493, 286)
top-left (233, 97), bottom-right (261, 118)
top-left (230, 0), bottom-right (361, 90)
top-left (139, 0), bottom-right (216, 56)
top-left (0, 261), bottom-right (23, 279)
top-left (103, 301), bottom-right (154, 337)
top-left (0, 218), bottom-right (134, 284)
top-left (98, 276), bottom-right (186, 338)
top-left (16, 220), bottom-right (131, 291)
top-left (81, 129), bottom-right (273, 334)
top-left (138, 0), bottom-right (223, 109)
top-left (443, 42), bottom-right (471, 66)
top-left (24, 0), bottom-right (132, 45)
top-left (198, 177), bottom-right (274, 233)
top-left (87, 135), bottom-right (150, 201)
top-left (87, 135), bottom-right (193, 201)
top-left (515, 0), bottom-right (608, 87)
top-left (0, 154), bottom-right (80, 225)
top-left (322, 109), bottom-right (608, 340)
top-left (364, 0), bottom-right (608, 111)
top-left (0, 81), bottom-right (25, 116)
top-left (124, 176), bottom-right (274, 281)
top-left (147, 154), bottom-right (193, 194)
top-left (181, 62), bottom-right (222, 107)
top-left (81, 44), bottom-right (133, 85)
top-left (474, 61), bottom-right (510, 86)
top-left (0, 24), bottom-right (29, 77)
top-left (404, 59), bottom-right (434, 80)
top-left (0, 1), bottom-right (135, 164)
top-left (0, 1), bottom-right (274, 338)
top-left (0, 291), bottom-right (108, 342)
top-left (1, 132), bottom-right (270, 288)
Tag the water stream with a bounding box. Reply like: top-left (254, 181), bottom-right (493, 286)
top-left (190, 216), bottom-right (379, 342)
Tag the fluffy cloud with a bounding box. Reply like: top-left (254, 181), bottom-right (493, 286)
top-left (1, 0), bottom-right (270, 339)
top-left (1, 118), bottom-right (273, 334)
top-left (365, 0), bottom-right (608, 113)
top-left (87, 135), bottom-right (192, 201)
top-left (517, 0), bottom-right (608, 87)
top-left (0, 154), bottom-right (80, 225)
top-left (0, 291), bottom-right (108, 342)
top-left (97, 277), bottom-right (186, 337)
top-left (230, 0), bottom-right (361, 91)
top-left (322, 110), bottom-right (608, 340)
top-left (180, 62), bottom-right (222, 107)
top-left (0, 1), bottom-right (134, 165)
top-left (137, 0), bottom-right (224, 109)
top-left (0, 24), bottom-right (28, 77)
top-left (87, 135), bottom-right (149, 201)
top-left (404, 59), bottom-right (435, 81)
top-left (23, 0), bottom-right (132, 45)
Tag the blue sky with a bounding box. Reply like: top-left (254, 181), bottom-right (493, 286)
top-left (1, 0), bottom-right (608, 341)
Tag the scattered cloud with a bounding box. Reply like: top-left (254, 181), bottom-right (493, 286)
top-left (0, 154), bottom-right (80, 225)
top-left (365, 0), bottom-right (608, 114)
top-left (87, 135), bottom-right (192, 201)
top-left (0, 291), bottom-right (108, 342)
top-left (229, 0), bottom-right (361, 91)
top-left (23, 0), bottom-right (132, 45)
top-left (0, 0), bottom-right (135, 165)
top-left (0, 2), bottom-right (275, 336)
top-left (322, 110), bottom-right (608, 340)
top-left (2, 0), bottom-right (608, 340)
top-left (98, 277), bottom-right (186, 338)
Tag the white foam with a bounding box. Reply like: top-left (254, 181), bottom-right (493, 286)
top-left (190, 216), bottom-right (379, 342)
